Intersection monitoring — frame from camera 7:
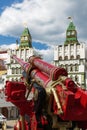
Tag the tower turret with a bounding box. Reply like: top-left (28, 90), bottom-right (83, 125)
top-left (19, 27), bottom-right (32, 48)
top-left (64, 17), bottom-right (79, 45)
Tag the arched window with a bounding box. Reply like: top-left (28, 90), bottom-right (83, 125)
top-left (75, 75), bottom-right (78, 82)
top-left (75, 64), bottom-right (79, 71)
top-left (19, 68), bottom-right (21, 74)
top-left (70, 55), bottom-right (74, 60)
top-left (12, 78), bottom-right (14, 81)
top-left (70, 75), bottom-right (73, 79)
top-left (16, 67), bottom-right (19, 74)
top-left (76, 55), bottom-right (80, 59)
top-left (70, 64), bottom-right (73, 72)
top-left (59, 56), bottom-right (62, 60)
top-left (65, 64), bottom-right (68, 71)
top-left (15, 78), bottom-right (18, 82)
top-left (61, 64), bottom-right (64, 68)
top-left (21, 49), bottom-right (24, 55)
top-left (25, 58), bottom-right (28, 62)
top-left (12, 68), bottom-right (15, 74)
top-left (64, 56), bottom-right (68, 60)
top-left (11, 59), bottom-right (14, 63)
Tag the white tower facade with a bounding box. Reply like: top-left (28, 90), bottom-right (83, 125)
top-left (54, 43), bottom-right (87, 89)
top-left (54, 20), bottom-right (87, 89)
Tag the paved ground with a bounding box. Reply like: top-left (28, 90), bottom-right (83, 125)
top-left (6, 120), bottom-right (17, 130)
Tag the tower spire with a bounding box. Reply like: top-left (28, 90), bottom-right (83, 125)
top-left (19, 26), bottom-right (32, 48)
top-left (64, 17), bottom-right (78, 45)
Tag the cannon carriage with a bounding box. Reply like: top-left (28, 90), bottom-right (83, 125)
top-left (5, 55), bottom-right (87, 130)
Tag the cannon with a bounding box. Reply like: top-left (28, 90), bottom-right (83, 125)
top-left (5, 55), bottom-right (87, 130)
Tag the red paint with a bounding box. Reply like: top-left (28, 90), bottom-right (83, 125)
top-left (5, 55), bottom-right (87, 130)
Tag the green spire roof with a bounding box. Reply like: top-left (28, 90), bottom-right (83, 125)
top-left (22, 27), bottom-right (31, 37)
top-left (67, 22), bottom-right (75, 31)
top-left (19, 27), bottom-right (32, 48)
top-left (64, 20), bottom-right (79, 45)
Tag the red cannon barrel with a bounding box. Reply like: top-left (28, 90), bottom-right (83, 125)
top-left (11, 55), bottom-right (30, 72)
top-left (12, 55), bottom-right (68, 81)
top-left (29, 56), bottom-right (68, 81)
top-left (11, 55), bottom-right (50, 87)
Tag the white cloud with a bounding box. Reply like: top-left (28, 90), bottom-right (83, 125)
top-left (0, 0), bottom-right (73, 45)
top-left (35, 46), bottom-right (54, 62)
top-left (0, 43), bottom-right (17, 50)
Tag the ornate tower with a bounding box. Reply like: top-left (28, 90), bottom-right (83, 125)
top-left (6, 26), bottom-right (36, 82)
top-left (54, 18), bottom-right (87, 89)
top-left (19, 27), bottom-right (32, 48)
top-left (64, 18), bottom-right (78, 45)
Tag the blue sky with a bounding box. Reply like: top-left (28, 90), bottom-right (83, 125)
top-left (0, 0), bottom-right (22, 44)
top-left (0, 0), bottom-right (87, 62)
top-left (0, 0), bottom-right (49, 53)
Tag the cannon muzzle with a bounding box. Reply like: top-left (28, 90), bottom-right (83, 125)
top-left (11, 55), bottom-right (30, 72)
